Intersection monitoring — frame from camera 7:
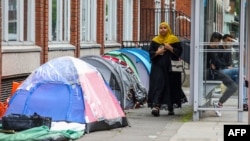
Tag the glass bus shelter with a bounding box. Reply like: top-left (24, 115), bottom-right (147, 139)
top-left (190, 0), bottom-right (249, 122)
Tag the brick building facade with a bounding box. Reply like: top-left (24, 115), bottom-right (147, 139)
top-left (0, 0), bottom-right (191, 101)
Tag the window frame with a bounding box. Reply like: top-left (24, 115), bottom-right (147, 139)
top-left (105, 0), bottom-right (117, 42)
top-left (1, 0), bottom-right (35, 45)
top-left (80, 0), bottom-right (97, 43)
top-left (123, 0), bottom-right (133, 41)
top-left (48, 0), bottom-right (71, 43)
top-left (154, 0), bottom-right (161, 35)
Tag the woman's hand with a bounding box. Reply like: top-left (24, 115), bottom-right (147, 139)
top-left (156, 45), bottom-right (166, 55)
top-left (164, 43), bottom-right (173, 52)
top-left (211, 64), bottom-right (216, 70)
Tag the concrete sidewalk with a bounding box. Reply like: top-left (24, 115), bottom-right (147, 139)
top-left (78, 87), bottom-right (249, 141)
top-left (170, 111), bottom-right (248, 141)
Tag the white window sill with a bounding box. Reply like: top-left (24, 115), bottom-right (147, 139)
top-left (80, 43), bottom-right (101, 48)
top-left (2, 45), bottom-right (41, 53)
top-left (104, 42), bottom-right (121, 48)
top-left (48, 44), bottom-right (75, 51)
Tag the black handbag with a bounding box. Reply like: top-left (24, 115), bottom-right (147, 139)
top-left (2, 112), bottom-right (52, 131)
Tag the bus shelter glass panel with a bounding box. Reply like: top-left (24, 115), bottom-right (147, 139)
top-left (197, 0), bottom-right (242, 113)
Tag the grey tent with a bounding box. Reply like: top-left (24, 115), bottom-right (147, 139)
top-left (114, 49), bottom-right (151, 92)
top-left (81, 55), bottom-right (147, 110)
top-left (103, 55), bottom-right (147, 109)
top-left (80, 55), bottom-right (124, 108)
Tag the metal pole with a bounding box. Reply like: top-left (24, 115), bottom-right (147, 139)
top-left (191, 0), bottom-right (201, 121)
top-left (246, 0), bottom-right (250, 125)
top-left (238, 0), bottom-right (246, 122)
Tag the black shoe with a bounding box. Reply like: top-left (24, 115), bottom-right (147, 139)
top-left (151, 107), bottom-right (160, 117)
top-left (168, 106), bottom-right (174, 115)
top-left (168, 111), bottom-right (175, 115)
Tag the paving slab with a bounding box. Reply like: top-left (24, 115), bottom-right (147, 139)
top-left (77, 86), bottom-right (249, 141)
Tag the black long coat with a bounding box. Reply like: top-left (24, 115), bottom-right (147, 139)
top-left (147, 41), bottom-right (187, 108)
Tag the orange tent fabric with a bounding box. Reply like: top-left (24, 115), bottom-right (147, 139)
top-left (0, 102), bottom-right (8, 118)
top-left (11, 81), bottom-right (22, 96)
top-left (0, 81), bottom-right (21, 118)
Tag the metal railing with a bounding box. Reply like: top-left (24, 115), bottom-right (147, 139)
top-left (139, 8), bottom-right (191, 41)
top-left (122, 41), bottom-right (151, 51)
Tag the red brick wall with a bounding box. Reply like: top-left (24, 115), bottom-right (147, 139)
top-left (133, 0), bottom-right (139, 41)
top-left (70, 0), bottom-right (80, 57)
top-left (140, 0), bottom-right (155, 9)
top-left (138, 0), bottom-right (191, 41)
top-left (176, 0), bottom-right (191, 39)
top-left (117, 0), bottom-right (123, 44)
top-left (97, 0), bottom-right (105, 55)
top-left (35, 0), bottom-right (49, 64)
top-left (140, 0), bottom-right (155, 41)
top-left (176, 0), bottom-right (191, 17)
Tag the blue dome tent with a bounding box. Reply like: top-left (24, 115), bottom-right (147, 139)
top-left (5, 56), bottom-right (128, 133)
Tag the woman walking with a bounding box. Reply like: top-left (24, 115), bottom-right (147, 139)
top-left (147, 22), bottom-right (187, 116)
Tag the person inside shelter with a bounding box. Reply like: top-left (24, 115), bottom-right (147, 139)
top-left (204, 32), bottom-right (238, 116)
top-left (219, 34), bottom-right (239, 83)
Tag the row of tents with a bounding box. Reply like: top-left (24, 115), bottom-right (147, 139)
top-left (1, 48), bottom-right (151, 134)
